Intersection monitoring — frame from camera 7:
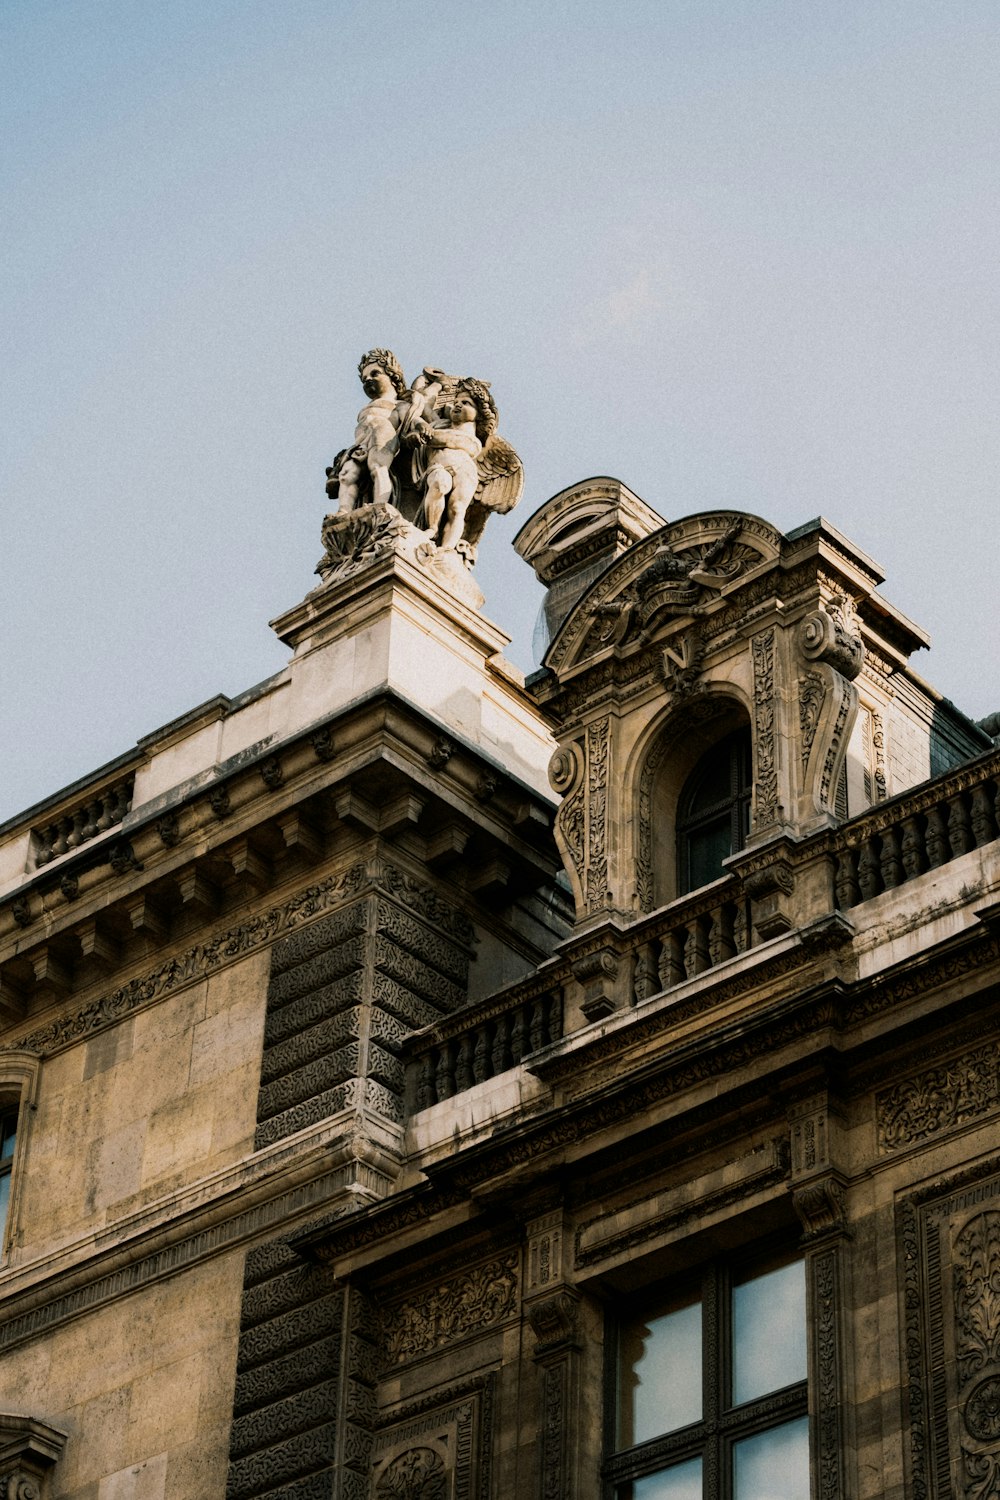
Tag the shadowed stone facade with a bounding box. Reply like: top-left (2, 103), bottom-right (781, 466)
top-left (0, 469), bottom-right (998, 1500)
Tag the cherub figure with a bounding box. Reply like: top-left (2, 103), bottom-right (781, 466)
top-left (416, 378), bottom-right (496, 552)
top-left (326, 348), bottom-right (408, 511)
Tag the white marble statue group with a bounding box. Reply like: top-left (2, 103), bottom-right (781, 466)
top-left (325, 349), bottom-right (523, 566)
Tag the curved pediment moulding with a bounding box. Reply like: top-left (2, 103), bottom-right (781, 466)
top-left (543, 511), bottom-right (785, 680)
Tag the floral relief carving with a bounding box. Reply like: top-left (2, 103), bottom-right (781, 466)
top-left (954, 1211), bottom-right (1000, 1496)
top-left (11, 858), bottom-right (470, 1059)
top-left (383, 1253), bottom-right (519, 1364)
top-left (752, 629), bottom-right (779, 829)
top-left (585, 717), bottom-right (611, 913)
top-left (876, 1045), bottom-right (1000, 1152)
top-left (799, 670), bottom-right (825, 771)
top-left (375, 1447), bottom-right (447, 1500)
top-left (870, 710), bottom-right (888, 800)
top-left (819, 676), bottom-right (854, 811)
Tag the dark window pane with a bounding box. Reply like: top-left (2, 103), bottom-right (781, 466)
top-left (732, 1260), bottom-right (807, 1404)
top-left (686, 817), bottom-right (734, 889)
top-left (684, 742), bottom-right (734, 816)
top-left (732, 1416), bottom-right (809, 1499)
top-left (0, 1111), bottom-right (17, 1162)
top-left (619, 1298), bottom-right (702, 1446)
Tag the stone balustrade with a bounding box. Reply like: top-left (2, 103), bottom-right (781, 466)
top-left (32, 775), bottom-right (135, 868)
top-left (628, 876), bottom-right (752, 1005)
top-left (833, 750), bottom-right (1000, 908)
top-left (411, 985), bottom-right (564, 1111)
top-left (407, 750), bottom-right (1000, 1116)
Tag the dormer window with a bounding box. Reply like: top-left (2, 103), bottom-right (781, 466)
top-left (677, 729), bottom-right (753, 894)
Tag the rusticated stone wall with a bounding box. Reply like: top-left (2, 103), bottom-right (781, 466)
top-left (228, 863), bottom-right (474, 1496)
top-left (226, 1240), bottom-right (381, 1500)
top-left (255, 882), bottom-right (470, 1148)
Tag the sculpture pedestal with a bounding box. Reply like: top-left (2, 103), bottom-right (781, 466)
top-left (316, 505), bottom-right (485, 612)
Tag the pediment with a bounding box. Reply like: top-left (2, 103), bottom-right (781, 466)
top-left (543, 511), bottom-right (783, 678)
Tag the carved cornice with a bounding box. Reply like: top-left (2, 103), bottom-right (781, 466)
top-left (7, 858), bottom-right (474, 1059)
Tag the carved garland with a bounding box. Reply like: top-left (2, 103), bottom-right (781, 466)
top-left (813, 1249), bottom-right (845, 1500)
top-left (752, 629), bottom-right (779, 829)
top-left (585, 718), bottom-right (611, 913)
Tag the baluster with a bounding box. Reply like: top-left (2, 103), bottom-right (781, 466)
top-left (659, 930), bottom-right (686, 988)
top-left (417, 1051), bottom-right (436, 1111)
top-left (546, 989), bottom-right (564, 1046)
top-left (835, 849), bottom-right (860, 909)
top-left (81, 799), bottom-right (101, 842)
top-left (708, 906), bottom-right (736, 966)
top-left (924, 804), bottom-right (949, 867)
top-left (733, 900), bottom-right (750, 954)
top-left (435, 1040), bottom-right (456, 1101)
top-left (492, 1014), bottom-right (511, 1075)
top-left (857, 839), bottom-right (882, 900)
top-left (685, 918), bottom-right (710, 977)
top-left (948, 793), bottom-right (974, 857)
top-left (879, 826), bottom-right (903, 889)
top-left (528, 997), bottom-right (545, 1053)
top-left (971, 784), bottom-right (998, 848)
top-left (900, 815), bottom-right (925, 878)
top-left (994, 779), bottom-right (1000, 834)
top-left (454, 1032), bottom-right (474, 1091)
top-left (65, 808), bottom-right (87, 851)
top-left (473, 1024), bottom-right (490, 1085)
top-left (633, 942), bottom-right (659, 1002)
top-left (35, 824), bottom-right (56, 865)
top-left (96, 789), bottom-right (115, 833)
top-left (509, 1005), bottom-right (526, 1064)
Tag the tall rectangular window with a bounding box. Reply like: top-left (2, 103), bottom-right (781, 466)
top-left (608, 1251), bottom-right (808, 1499)
top-left (0, 1106), bottom-right (18, 1249)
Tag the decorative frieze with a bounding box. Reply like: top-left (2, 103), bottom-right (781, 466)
top-left (877, 1043), bottom-right (1000, 1153)
top-left (382, 1252), bottom-right (519, 1365)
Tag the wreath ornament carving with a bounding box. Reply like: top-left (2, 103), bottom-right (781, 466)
top-left (375, 1446), bottom-right (447, 1500)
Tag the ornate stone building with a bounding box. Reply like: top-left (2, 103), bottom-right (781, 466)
top-left (1, 378), bottom-right (999, 1499)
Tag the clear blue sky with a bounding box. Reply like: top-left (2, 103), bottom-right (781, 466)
top-left (4, 1), bottom-right (999, 821)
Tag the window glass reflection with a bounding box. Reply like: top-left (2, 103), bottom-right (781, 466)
top-left (732, 1415), bottom-right (809, 1499)
top-left (732, 1260), bottom-right (806, 1405)
top-left (620, 1298), bottom-right (702, 1446)
top-left (621, 1456), bottom-right (702, 1500)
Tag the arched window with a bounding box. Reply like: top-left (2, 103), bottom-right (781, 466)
top-left (677, 729), bottom-right (753, 894)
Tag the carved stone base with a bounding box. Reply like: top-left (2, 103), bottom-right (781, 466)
top-left (315, 505), bottom-right (485, 610)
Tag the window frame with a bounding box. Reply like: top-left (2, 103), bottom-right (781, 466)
top-left (675, 728), bottom-right (754, 897)
top-left (0, 1050), bottom-right (41, 1262)
top-left (604, 1245), bottom-right (808, 1500)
